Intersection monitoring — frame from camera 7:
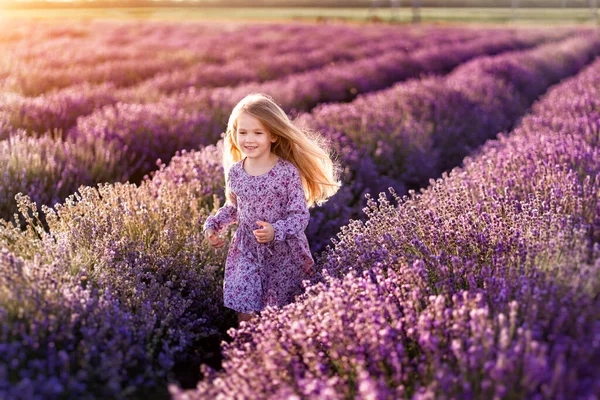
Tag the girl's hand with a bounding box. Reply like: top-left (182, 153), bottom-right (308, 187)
top-left (205, 228), bottom-right (225, 249)
top-left (253, 221), bottom-right (274, 243)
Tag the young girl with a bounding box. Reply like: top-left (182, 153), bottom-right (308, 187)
top-left (203, 93), bottom-right (341, 325)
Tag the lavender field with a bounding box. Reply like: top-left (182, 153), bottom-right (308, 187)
top-left (1, 19), bottom-right (599, 399)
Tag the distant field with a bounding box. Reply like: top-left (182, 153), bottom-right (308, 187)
top-left (1, 0), bottom-right (596, 8)
top-left (0, 7), bottom-right (598, 24)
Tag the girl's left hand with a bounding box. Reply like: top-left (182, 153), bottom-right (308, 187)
top-left (253, 221), bottom-right (274, 243)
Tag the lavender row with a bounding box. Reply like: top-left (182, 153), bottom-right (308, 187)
top-left (173, 52), bottom-right (600, 400)
top-left (302, 32), bottom-right (600, 254)
top-left (0, 82), bottom-right (124, 139)
top-left (2, 55), bottom-right (209, 97)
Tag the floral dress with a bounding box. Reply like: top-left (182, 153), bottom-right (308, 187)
top-left (204, 156), bottom-right (315, 314)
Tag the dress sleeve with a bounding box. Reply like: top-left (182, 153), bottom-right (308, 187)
top-left (203, 168), bottom-right (238, 234)
top-left (271, 165), bottom-right (310, 242)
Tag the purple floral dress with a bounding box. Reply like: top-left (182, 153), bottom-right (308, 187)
top-left (204, 156), bottom-right (315, 314)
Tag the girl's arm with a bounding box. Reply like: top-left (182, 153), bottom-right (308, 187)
top-left (271, 166), bottom-right (310, 241)
top-left (203, 171), bottom-right (238, 234)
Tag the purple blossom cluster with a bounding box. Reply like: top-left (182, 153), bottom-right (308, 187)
top-left (171, 49), bottom-right (600, 400)
top-left (146, 141), bottom-right (225, 207)
top-left (0, 248), bottom-right (161, 398)
top-left (0, 129), bottom-right (129, 226)
top-left (302, 32), bottom-right (600, 254)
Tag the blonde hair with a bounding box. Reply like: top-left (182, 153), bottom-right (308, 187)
top-left (223, 93), bottom-right (341, 208)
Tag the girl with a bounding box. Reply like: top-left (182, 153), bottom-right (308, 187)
top-left (203, 93), bottom-right (341, 325)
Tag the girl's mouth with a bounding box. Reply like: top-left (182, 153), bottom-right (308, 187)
top-left (245, 146), bottom-right (257, 150)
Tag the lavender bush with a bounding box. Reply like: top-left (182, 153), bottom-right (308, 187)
top-left (68, 102), bottom-right (220, 183)
top-left (0, 83), bottom-right (127, 136)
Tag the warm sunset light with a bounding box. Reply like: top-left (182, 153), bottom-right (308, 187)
top-left (1, 0), bottom-right (598, 397)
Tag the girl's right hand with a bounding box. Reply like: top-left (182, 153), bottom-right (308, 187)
top-left (205, 228), bottom-right (225, 249)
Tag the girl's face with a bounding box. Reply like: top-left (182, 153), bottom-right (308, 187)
top-left (236, 111), bottom-right (277, 161)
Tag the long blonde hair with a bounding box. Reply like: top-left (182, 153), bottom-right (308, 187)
top-left (223, 93), bottom-right (341, 208)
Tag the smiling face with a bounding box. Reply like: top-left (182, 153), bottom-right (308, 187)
top-left (236, 111), bottom-right (277, 162)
